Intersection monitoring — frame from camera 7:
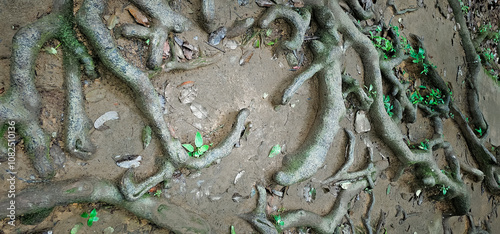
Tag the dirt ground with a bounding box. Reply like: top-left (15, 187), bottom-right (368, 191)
top-left (0, 0), bottom-right (500, 233)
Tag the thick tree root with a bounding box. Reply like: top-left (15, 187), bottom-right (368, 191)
top-left (0, 0), bottom-right (96, 178)
top-left (63, 48), bottom-right (96, 160)
top-left (120, 109), bottom-right (249, 200)
top-left (0, 178), bottom-right (212, 233)
top-left (119, 0), bottom-right (189, 69)
top-left (243, 128), bottom-right (379, 233)
top-left (447, 0), bottom-right (487, 131)
top-left (259, 5), bottom-right (312, 51)
top-left (273, 14), bottom-right (345, 185)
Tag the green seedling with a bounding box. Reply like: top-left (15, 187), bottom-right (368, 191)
top-left (265, 29), bottom-right (272, 37)
top-left (479, 23), bottom-right (492, 33)
top-left (383, 95), bottom-right (394, 117)
top-left (483, 48), bottom-right (494, 61)
top-left (425, 89), bottom-right (444, 106)
top-left (409, 90), bottom-right (424, 104)
top-left (231, 225), bottom-right (236, 234)
top-left (273, 214), bottom-right (285, 227)
top-left (475, 128), bottom-right (483, 137)
top-left (182, 132), bottom-right (211, 158)
top-left (440, 185), bottom-right (450, 195)
top-left (411, 47), bottom-right (425, 64)
top-left (254, 39), bottom-right (260, 48)
top-left (365, 84), bottom-right (377, 98)
top-left (81, 208), bottom-right (99, 227)
top-left (154, 189), bottom-right (162, 198)
top-left (269, 144), bottom-right (281, 158)
top-left (418, 141), bottom-right (429, 151)
top-left (266, 38), bottom-right (278, 46)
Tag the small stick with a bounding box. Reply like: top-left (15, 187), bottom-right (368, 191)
top-left (204, 41), bottom-right (226, 53)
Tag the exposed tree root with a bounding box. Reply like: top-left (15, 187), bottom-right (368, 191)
top-left (0, 0), bottom-right (96, 178)
top-left (243, 127), bottom-right (378, 233)
top-left (259, 5), bottom-right (312, 51)
top-left (119, 0), bottom-right (189, 69)
top-left (0, 178), bottom-right (212, 233)
top-left (273, 6), bottom-right (345, 186)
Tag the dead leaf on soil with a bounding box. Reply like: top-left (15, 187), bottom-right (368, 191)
top-left (125, 5), bottom-right (150, 27)
top-left (190, 102), bottom-right (208, 119)
top-left (179, 85), bottom-right (197, 104)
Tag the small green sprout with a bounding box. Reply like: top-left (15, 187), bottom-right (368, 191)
top-left (254, 39), bottom-right (260, 48)
top-left (42, 42), bottom-right (62, 59)
top-left (365, 84), bottom-right (377, 98)
top-left (483, 48), bottom-right (494, 61)
top-left (266, 38), bottom-right (278, 46)
top-left (440, 185), bottom-right (450, 195)
top-left (383, 95), bottom-right (394, 117)
top-left (182, 132), bottom-right (211, 158)
top-left (274, 214), bottom-right (284, 227)
top-left (231, 225), bottom-right (236, 234)
top-left (418, 141), bottom-right (429, 151)
top-left (154, 189), bottom-right (162, 198)
top-left (475, 128), bottom-right (483, 137)
top-left (81, 208), bottom-right (99, 227)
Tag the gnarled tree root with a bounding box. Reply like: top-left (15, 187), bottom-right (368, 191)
top-left (119, 0), bottom-right (189, 69)
top-left (120, 108), bottom-right (250, 200)
top-left (258, 5), bottom-right (312, 51)
top-left (0, 178), bottom-right (211, 233)
top-left (0, 0), bottom-right (96, 178)
top-left (244, 128), bottom-right (377, 233)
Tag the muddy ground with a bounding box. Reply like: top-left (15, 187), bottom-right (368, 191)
top-left (0, 0), bottom-right (500, 233)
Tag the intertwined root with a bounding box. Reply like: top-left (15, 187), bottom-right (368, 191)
top-left (0, 0), bottom-right (96, 178)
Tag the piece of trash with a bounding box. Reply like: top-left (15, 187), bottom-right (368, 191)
top-left (239, 50), bottom-right (254, 66)
top-left (255, 0), bottom-right (275, 7)
top-left (125, 6), bottom-right (150, 27)
top-left (232, 193), bottom-right (243, 202)
top-left (142, 125), bottom-right (152, 149)
top-left (190, 102), bottom-right (208, 119)
top-left (208, 27), bottom-right (227, 46)
top-left (268, 144), bottom-right (281, 158)
top-left (94, 111), bottom-right (119, 130)
top-left (415, 189), bottom-right (422, 197)
top-left (179, 85), bottom-right (197, 104)
top-left (114, 155), bottom-right (142, 168)
top-left (234, 170), bottom-right (245, 184)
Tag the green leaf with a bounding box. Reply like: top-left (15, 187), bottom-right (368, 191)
top-left (195, 132), bottom-right (203, 148)
top-left (142, 125), bottom-right (152, 149)
top-left (92, 216), bottom-right (99, 222)
top-left (81, 212), bottom-right (89, 218)
top-left (231, 225), bottom-right (236, 234)
top-left (90, 208), bottom-right (97, 217)
top-left (193, 151), bottom-right (201, 158)
top-left (268, 144), bottom-right (281, 158)
top-left (71, 223), bottom-right (83, 234)
top-left (182, 144), bottom-right (195, 152)
top-left (199, 144), bottom-right (209, 153)
top-left (87, 219), bottom-right (94, 227)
